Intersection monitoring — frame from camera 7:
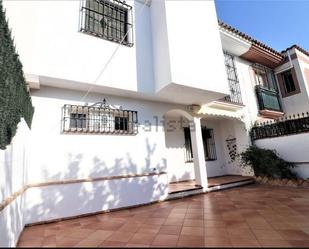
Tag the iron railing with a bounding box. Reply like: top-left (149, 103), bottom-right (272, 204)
top-left (80, 0), bottom-right (133, 46)
top-left (61, 100), bottom-right (138, 135)
top-left (251, 112), bottom-right (309, 140)
top-left (256, 86), bottom-right (282, 112)
top-left (222, 51), bottom-right (243, 105)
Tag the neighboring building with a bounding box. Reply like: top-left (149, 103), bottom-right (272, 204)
top-left (1, 0), bottom-right (309, 246)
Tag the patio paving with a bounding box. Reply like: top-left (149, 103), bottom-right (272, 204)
top-left (18, 184), bottom-right (309, 247)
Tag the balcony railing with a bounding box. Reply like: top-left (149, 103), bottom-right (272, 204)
top-left (255, 86), bottom-right (282, 112)
top-left (251, 112), bottom-right (309, 140)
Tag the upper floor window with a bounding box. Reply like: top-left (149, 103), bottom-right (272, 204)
top-left (252, 64), bottom-right (278, 91)
top-left (277, 69), bottom-right (301, 98)
top-left (282, 70), bottom-right (296, 93)
top-left (62, 100), bottom-right (138, 134)
top-left (222, 51), bottom-right (242, 104)
top-left (80, 0), bottom-right (133, 46)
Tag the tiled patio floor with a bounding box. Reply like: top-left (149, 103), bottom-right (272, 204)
top-left (18, 184), bottom-right (309, 247)
top-left (168, 175), bottom-right (254, 193)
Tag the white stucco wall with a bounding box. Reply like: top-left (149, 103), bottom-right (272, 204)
top-left (164, 115), bottom-right (250, 181)
top-left (0, 120), bottom-right (30, 247)
top-left (255, 134), bottom-right (309, 179)
top-left (276, 54), bottom-right (309, 116)
top-left (20, 85), bottom-right (199, 224)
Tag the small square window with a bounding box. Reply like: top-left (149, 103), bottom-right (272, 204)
top-left (80, 0), bottom-right (133, 46)
top-left (70, 113), bottom-right (87, 129)
top-left (282, 70), bottom-right (296, 93)
top-left (115, 116), bottom-right (128, 131)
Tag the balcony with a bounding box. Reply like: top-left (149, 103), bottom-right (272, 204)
top-left (255, 86), bottom-right (284, 118)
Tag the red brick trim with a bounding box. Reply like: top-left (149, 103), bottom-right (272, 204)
top-left (0, 172), bottom-right (167, 213)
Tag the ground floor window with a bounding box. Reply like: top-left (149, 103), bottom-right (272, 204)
top-left (62, 100), bottom-right (138, 135)
top-left (184, 127), bottom-right (217, 162)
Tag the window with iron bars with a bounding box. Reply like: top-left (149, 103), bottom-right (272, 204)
top-left (184, 127), bottom-right (217, 162)
top-left (61, 103), bottom-right (138, 134)
top-left (80, 0), bottom-right (133, 46)
top-left (252, 63), bottom-right (278, 91)
top-left (222, 51), bottom-right (243, 104)
top-left (252, 63), bottom-right (282, 112)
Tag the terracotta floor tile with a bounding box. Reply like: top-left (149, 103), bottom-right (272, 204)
top-left (258, 239), bottom-right (292, 248)
top-left (126, 243), bottom-right (150, 247)
top-left (64, 228), bottom-right (94, 239)
top-left (204, 220), bottom-right (226, 228)
top-left (225, 220), bottom-right (250, 229)
top-left (129, 233), bottom-right (156, 245)
top-left (55, 237), bottom-right (81, 247)
top-left (145, 218), bottom-right (166, 225)
top-left (227, 228), bottom-right (256, 240)
top-left (204, 237), bottom-right (232, 248)
top-left (18, 239), bottom-right (43, 247)
top-left (84, 230), bottom-right (113, 241)
top-left (181, 226), bottom-right (204, 236)
top-left (185, 213), bottom-right (204, 219)
top-left (137, 224), bottom-right (161, 234)
top-left (99, 241), bottom-right (127, 247)
top-left (74, 239), bottom-right (102, 247)
top-left (252, 229), bottom-right (283, 240)
top-left (168, 213), bottom-right (186, 219)
top-left (287, 240), bottom-right (309, 248)
top-left (277, 229), bottom-right (309, 240)
top-left (177, 235), bottom-right (204, 247)
top-left (231, 239), bottom-right (261, 248)
top-left (183, 219), bottom-right (204, 227)
top-left (159, 225), bottom-right (182, 235)
top-left (164, 218), bottom-right (184, 226)
top-left (119, 223), bottom-right (142, 233)
top-left (106, 231), bottom-right (134, 243)
top-left (204, 227), bottom-right (229, 239)
top-left (151, 234), bottom-right (179, 247)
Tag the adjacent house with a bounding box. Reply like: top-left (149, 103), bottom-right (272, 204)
top-left (1, 0), bottom-right (309, 246)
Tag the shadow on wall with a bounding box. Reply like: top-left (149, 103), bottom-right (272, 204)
top-left (24, 138), bottom-right (168, 224)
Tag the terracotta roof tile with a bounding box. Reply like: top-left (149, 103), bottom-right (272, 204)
top-left (218, 21), bottom-right (283, 58)
top-left (281, 44), bottom-right (309, 57)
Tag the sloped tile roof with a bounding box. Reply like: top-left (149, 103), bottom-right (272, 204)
top-left (219, 21), bottom-right (309, 60)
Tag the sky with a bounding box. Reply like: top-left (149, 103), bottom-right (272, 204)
top-left (215, 0), bottom-right (309, 52)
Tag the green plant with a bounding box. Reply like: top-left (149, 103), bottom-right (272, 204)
top-left (239, 145), bottom-right (297, 179)
top-left (0, 1), bottom-right (34, 149)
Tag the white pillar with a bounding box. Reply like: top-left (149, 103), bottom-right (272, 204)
top-left (190, 117), bottom-right (208, 189)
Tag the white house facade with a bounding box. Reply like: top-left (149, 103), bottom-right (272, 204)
top-left (1, 0), bottom-right (309, 247)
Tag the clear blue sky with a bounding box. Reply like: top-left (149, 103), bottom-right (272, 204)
top-left (215, 0), bottom-right (309, 52)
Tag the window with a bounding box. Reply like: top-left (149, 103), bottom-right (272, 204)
top-left (62, 102), bottom-right (138, 134)
top-left (115, 116), bottom-right (128, 131)
top-left (282, 70), bottom-right (296, 93)
top-left (252, 64), bottom-right (278, 91)
top-left (80, 0), bottom-right (133, 46)
top-left (70, 113), bottom-right (87, 129)
top-left (223, 51), bottom-right (242, 104)
top-left (184, 127), bottom-right (217, 162)
top-left (277, 68), bottom-right (300, 98)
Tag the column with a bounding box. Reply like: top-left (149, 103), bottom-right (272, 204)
top-left (190, 117), bottom-right (208, 189)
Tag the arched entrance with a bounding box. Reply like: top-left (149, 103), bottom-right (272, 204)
top-left (163, 109), bottom-right (208, 192)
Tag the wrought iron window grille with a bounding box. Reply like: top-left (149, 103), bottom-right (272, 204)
top-left (184, 127), bottom-right (217, 163)
top-left (61, 99), bottom-right (138, 135)
top-left (251, 112), bottom-right (309, 140)
top-left (221, 51), bottom-right (243, 105)
top-left (80, 0), bottom-right (133, 47)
